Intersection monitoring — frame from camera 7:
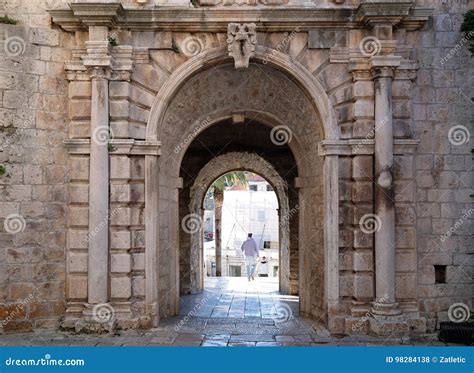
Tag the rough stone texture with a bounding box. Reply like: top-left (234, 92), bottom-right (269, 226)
top-left (0, 0), bottom-right (472, 337)
top-left (410, 1), bottom-right (473, 331)
top-left (0, 3), bottom-right (73, 332)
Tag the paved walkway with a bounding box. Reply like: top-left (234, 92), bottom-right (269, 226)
top-left (1, 277), bottom-right (443, 346)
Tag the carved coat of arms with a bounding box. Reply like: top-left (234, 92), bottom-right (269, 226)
top-left (227, 23), bottom-right (257, 69)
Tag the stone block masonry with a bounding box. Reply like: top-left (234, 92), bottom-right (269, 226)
top-left (0, 17), bottom-right (72, 332)
top-left (0, 0), bottom-right (472, 337)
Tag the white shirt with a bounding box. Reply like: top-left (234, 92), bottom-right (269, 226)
top-left (259, 260), bottom-right (269, 275)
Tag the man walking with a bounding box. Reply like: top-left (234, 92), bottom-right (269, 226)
top-left (241, 233), bottom-right (259, 281)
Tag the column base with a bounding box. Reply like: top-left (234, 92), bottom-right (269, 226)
top-left (368, 315), bottom-right (409, 337)
top-left (372, 302), bottom-right (402, 316)
top-left (62, 301), bottom-right (154, 332)
top-left (74, 303), bottom-right (116, 334)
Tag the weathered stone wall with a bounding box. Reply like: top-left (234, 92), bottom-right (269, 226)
top-left (411, 0), bottom-right (473, 332)
top-left (0, 1), bottom-right (72, 332)
top-left (1, 0), bottom-right (472, 334)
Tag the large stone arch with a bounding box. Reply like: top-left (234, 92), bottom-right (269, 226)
top-left (186, 152), bottom-right (291, 295)
top-left (146, 46), bottom-right (338, 142)
top-left (145, 46), bottom-right (339, 324)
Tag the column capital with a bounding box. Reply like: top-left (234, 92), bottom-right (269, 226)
top-left (371, 66), bottom-right (395, 80)
top-left (89, 66), bottom-right (112, 80)
top-left (370, 55), bottom-right (401, 80)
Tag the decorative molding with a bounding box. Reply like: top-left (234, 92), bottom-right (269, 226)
top-left (227, 23), bottom-right (256, 69)
top-left (66, 44), bottom-right (133, 81)
top-left (356, 1), bottom-right (413, 28)
top-left (199, 0), bottom-right (288, 5)
top-left (394, 60), bottom-right (418, 80)
top-left (65, 139), bottom-right (161, 156)
top-left (49, 3), bottom-right (432, 32)
top-left (69, 3), bottom-right (124, 27)
top-left (318, 139), bottom-right (420, 156)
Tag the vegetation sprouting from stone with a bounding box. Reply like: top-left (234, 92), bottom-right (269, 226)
top-left (461, 10), bottom-right (474, 53)
top-left (107, 36), bottom-right (118, 47)
top-left (0, 15), bottom-right (18, 24)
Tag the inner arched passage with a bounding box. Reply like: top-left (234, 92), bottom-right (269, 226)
top-left (182, 150), bottom-right (293, 298)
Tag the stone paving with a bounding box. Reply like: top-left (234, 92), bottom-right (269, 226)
top-left (0, 278), bottom-right (445, 347)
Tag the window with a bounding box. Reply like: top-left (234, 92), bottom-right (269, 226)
top-left (273, 266), bottom-right (279, 277)
top-left (266, 184), bottom-right (273, 191)
top-left (249, 184), bottom-right (258, 191)
top-left (263, 240), bottom-right (271, 249)
top-left (229, 265), bottom-right (242, 277)
top-left (434, 265), bottom-right (446, 284)
top-left (258, 210), bottom-right (265, 222)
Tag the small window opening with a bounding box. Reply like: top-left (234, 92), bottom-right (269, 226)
top-left (434, 265), bottom-right (446, 284)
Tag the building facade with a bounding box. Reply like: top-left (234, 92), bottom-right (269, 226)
top-left (206, 176), bottom-right (280, 278)
top-left (0, 0), bottom-right (472, 336)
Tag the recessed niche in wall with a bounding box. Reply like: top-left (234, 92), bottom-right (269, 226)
top-left (434, 265), bottom-right (447, 284)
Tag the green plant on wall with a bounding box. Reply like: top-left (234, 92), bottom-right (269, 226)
top-left (461, 10), bottom-right (474, 53)
top-left (107, 36), bottom-right (118, 47)
top-left (0, 164), bottom-right (6, 176)
top-left (155, 39), bottom-right (181, 54)
top-left (0, 15), bottom-right (18, 24)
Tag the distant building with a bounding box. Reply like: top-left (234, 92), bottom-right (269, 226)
top-left (204, 175), bottom-right (279, 277)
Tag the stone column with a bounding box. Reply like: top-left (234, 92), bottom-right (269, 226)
top-left (371, 58), bottom-right (401, 316)
top-left (80, 26), bottom-right (114, 329)
top-left (88, 68), bottom-right (110, 305)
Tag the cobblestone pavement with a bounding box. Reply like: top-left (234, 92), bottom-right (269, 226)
top-left (1, 278), bottom-right (444, 347)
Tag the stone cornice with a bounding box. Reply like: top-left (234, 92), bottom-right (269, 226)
top-left (69, 3), bottom-right (124, 27)
top-left (65, 139), bottom-right (161, 156)
top-left (318, 139), bottom-right (420, 156)
top-left (356, 0), bottom-right (414, 27)
top-left (49, 3), bottom-right (432, 32)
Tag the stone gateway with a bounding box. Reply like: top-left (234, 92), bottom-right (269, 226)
top-left (0, 0), bottom-right (472, 339)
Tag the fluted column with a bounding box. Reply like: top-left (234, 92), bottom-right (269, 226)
top-left (371, 59), bottom-right (401, 316)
